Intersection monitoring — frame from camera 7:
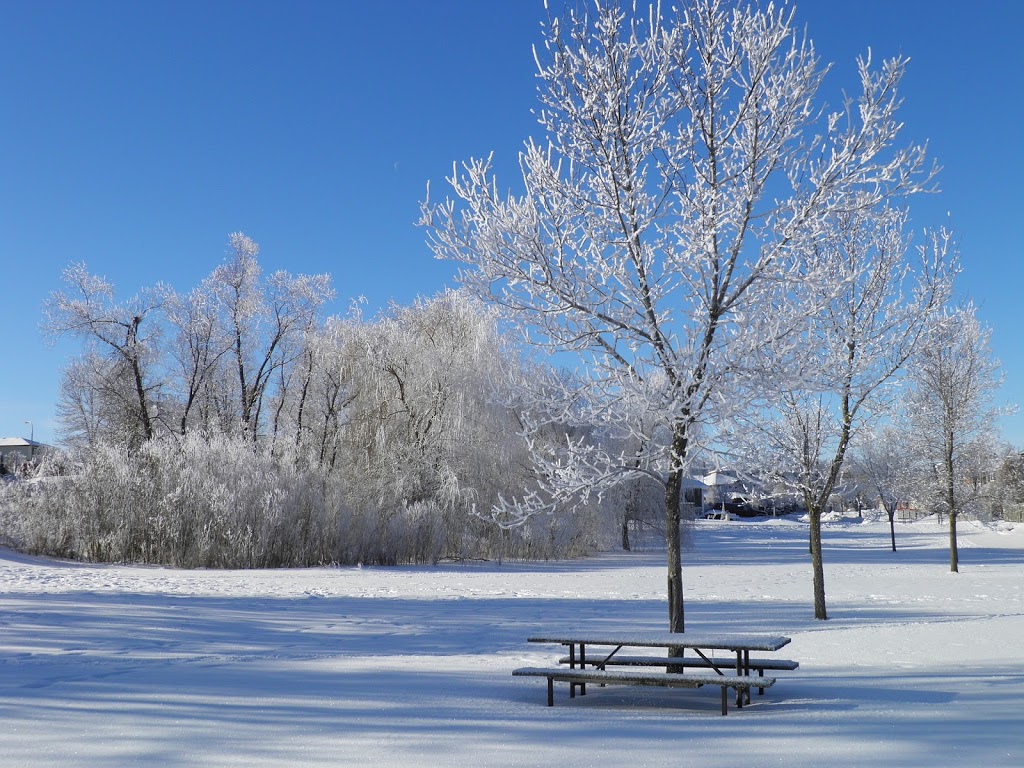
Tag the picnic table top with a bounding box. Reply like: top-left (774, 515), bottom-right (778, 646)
top-left (527, 631), bottom-right (791, 652)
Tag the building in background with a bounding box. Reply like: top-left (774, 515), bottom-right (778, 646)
top-left (0, 437), bottom-right (50, 474)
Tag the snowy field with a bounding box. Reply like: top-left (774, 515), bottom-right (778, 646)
top-left (1, 516), bottom-right (1022, 767)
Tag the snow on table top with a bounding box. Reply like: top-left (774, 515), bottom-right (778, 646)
top-left (527, 631), bottom-right (791, 651)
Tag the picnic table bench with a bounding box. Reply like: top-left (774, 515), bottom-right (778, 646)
top-left (515, 631), bottom-right (795, 716)
top-left (557, 653), bottom-right (799, 693)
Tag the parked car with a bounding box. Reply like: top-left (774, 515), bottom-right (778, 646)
top-left (704, 499), bottom-right (766, 518)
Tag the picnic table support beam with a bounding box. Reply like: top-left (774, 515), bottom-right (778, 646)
top-left (692, 647), bottom-right (725, 675)
top-left (596, 644), bottom-right (625, 670)
top-left (595, 644), bottom-right (624, 689)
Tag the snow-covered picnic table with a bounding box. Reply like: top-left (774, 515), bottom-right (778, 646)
top-left (516, 631), bottom-right (796, 715)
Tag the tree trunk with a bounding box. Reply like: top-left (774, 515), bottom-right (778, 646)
top-left (945, 435), bottom-right (959, 572)
top-left (131, 356), bottom-right (154, 441)
top-left (665, 470), bottom-right (684, 634)
top-left (664, 426), bottom-right (688, 634)
top-left (621, 516), bottom-right (631, 551)
top-left (883, 501), bottom-right (897, 552)
top-left (809, 508), bottom-right (828, 620)
top-left (127, 318), bottom-right (154, 441)
top-left (949, 511), bottom-right (960, 572)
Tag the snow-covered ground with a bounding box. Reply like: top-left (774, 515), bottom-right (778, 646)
top-left (1, 515), bottom-right (1022, 767)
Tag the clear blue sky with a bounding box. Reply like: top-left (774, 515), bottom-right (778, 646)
top-left (2, 0), bottom-right (1022, 446)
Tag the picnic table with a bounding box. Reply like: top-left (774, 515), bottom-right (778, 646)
top-left (515, 631), bottom-right (795, 715)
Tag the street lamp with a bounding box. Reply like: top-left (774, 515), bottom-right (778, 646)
top-left (24, 421), bottom-right (34, 461)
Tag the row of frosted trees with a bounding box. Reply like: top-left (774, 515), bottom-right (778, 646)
top-left (1, 237), bottom-right (610, 566)
top-left (0, 230), bottom-right (1010, 581)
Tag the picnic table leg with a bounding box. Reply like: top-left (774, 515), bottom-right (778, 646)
top-left (744, 650), bottom-right (751, 705)
top-left (580, 644), bottom-right (587, 696)
top-left (721, 685), bottom-right (728, 716)
top-left (735, 652), bottom-right (743, 708)
top-left (547, 676), bottom-right (554, 707)
top-left (568, 644), bottom-right (577, 699)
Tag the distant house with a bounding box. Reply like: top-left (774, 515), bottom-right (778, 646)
top-left (701, 470), bottom-right (741, 505)
top-left (0, 437), bottom-right (50, 471)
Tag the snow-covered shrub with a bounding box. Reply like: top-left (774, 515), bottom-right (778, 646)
top-left (0, 420), bottom-right (601, 567)
top-left (2, 435), bottom-right (346, 567)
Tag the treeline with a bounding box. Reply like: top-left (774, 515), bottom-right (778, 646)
top-left (0, 236), bottom-right (612, 566)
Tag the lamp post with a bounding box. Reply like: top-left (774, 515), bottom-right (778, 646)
top-left (24, 421), bottom-right (34, 461)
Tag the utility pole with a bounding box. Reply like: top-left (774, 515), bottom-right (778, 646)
top-left (24, 421), bottom-right (34, 461)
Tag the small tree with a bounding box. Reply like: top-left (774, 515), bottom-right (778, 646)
top-left (730, 206), bottom-right (953, 619)
top-left (993, 449), bottom-right (1024, 522)
top-left (905, 305), bottom-right (1006, 571)
top-left (850, 426), bottom-right (917, 551)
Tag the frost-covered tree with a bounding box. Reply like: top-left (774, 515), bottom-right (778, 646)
top-left (952, 434), bottom-right (1014, 521)
top-left (905, 305), bottom-right (1005, 572)
top-left (849, 425), bottom-right (917, 551)
top-left (422, 0), bottom-right (936, 631)
top-left (55, 352), bottom-right (125, 448)
top-left (162, 275), bottom-right (233, 435)
top-left (730, 206), bottom-right (953, 619)
top-left (48, 236), bottom-right (332, 445)
top-left (44, 263), bottom-right (165, 447)
top-left (208, 233), bottom-right (334, 439)
top-left (993, 448), bottom-right (1024, 521)
top-left (278, 314), bottom-right (362, 468)
top-left (334, 292), bottom-right (543, 559)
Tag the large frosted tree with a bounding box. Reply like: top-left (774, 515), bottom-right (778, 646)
top-left (422, 0), bottom-right (936, 632)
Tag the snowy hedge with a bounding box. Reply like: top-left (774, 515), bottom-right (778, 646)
top-left (0, 433), bottom-right (607, 567)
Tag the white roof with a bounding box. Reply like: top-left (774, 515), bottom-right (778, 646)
top-left (702, 470), bottom-right (738, 486)
top-left (0, 438), bottom-right (46, 448)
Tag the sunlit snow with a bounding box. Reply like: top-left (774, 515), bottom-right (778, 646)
top-left (1, 515), bottom-right (1021, 767)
